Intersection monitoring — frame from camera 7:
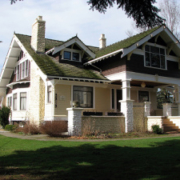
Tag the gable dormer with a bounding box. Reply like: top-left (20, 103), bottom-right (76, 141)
top-left (47, 36), bottom-right (96, 64)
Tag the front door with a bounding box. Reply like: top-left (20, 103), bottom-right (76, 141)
top-left (116, 89), bottom-right (122, 112)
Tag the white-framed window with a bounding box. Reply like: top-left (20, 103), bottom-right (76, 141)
top-left (47, 86), bottom-right (52, 103)
top-left (20, 60), bottom-right (29, 79)
top-left (7, 96), bottom-right (12, 108)
top-left (16, 65), bottom-right (20, 81)
top-left (145, 45), bottom-right (166, 69)
top-left (20, 92), bottom-right (27, 110)
top-left (73, 86), bottom-right (93, 108)
top-left (63, 49), bottom-right (81, 62)
top-left (13, 93), bottom-right (17, 110)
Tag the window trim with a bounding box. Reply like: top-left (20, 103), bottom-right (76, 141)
top-left (62, 48), bottom-right (81, 62)
top-left (13, 93), bottom-right (17, 111)
top-left (72, 85), bottom-right (94, 108)
top-left (138, 90), bottom-right (150, 102)
top-left (47, 86), bottom-right (52, 103)
top-left (144, 43), bottom-right (167, 70)
top-left (20, 92), bottom-right (27, 110)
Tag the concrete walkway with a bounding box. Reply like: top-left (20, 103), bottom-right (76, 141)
top-left (1, 128), bottom-right (180, 142)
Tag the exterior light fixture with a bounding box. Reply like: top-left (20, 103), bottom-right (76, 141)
top-left (141, 82), bottom-right (146, 88)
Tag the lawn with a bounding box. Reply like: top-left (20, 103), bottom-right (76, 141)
top-left (0, 135), bottom-right (180, 180)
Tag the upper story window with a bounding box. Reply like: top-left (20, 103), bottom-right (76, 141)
top-left (16, 60), bottom-right (29, 81)
top-left (63, 49), bottom-right (81, 62)
top-left (145, 45), bottom-right (166, 69)
top-left (18, 50), bottom-right (25, 61)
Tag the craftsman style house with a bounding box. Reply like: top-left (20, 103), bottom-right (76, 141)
top-left (1, 16), bottom-right (180, 133)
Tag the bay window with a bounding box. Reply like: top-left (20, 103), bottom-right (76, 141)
top-left (13, 93), bottom-right (17, 110)
top-left (73, 86), bottom-right (93, 108)
top-left (20, 92), bottom-right (27, 110)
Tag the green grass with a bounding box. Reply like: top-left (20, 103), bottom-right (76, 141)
top-left (1, 135), bottom-right (180, 180)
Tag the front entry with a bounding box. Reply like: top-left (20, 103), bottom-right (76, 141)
top-left (116, 89), bottom-right (122, 112)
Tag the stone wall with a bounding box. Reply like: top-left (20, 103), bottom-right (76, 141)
top-left (82, 116), bottom-right (125, 134)
top-left (147, 116), bottom-right (163, 131)
top-left (133, 103), bottom-right (146, 132)
top-left (29, 62), bottom-right (45, 124)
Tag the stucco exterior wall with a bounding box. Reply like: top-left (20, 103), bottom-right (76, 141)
top-left (55, 84), bottom-right (71, 117)
top-left (82, 116), bottom-right (125, 133)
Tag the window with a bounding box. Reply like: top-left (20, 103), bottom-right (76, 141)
top-left (20, 92), bottom-right (27, 110)
top-left (16, 65), bottom-right (20, 81)
top-left (145, 45), bottom-right (166, 69)
top-left (7, 97), bottom-right (12, 108)
top-left (139, 91), bottom-right (149, 102)
top-left (13, 93), bottom-right (17, 110)
top-left (64, 51), bottom-right (71, 60)
top-left (73, 52), bottom-right (79, 61)
top-left (47, 86), bottom-right (52, 103)
top-left (20, 60), bottom-right (29, 79)
top-left (63, 49), bottom-right (80, 62)
top-left (73, 86), bottom-right (93, 108)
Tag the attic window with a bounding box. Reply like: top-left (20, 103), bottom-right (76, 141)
top-left (63, 49), bottom-right (81, 62)
top-left (145, 45), bottom-right (166, 69)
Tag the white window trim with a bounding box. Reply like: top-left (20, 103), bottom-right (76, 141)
top-left (62, 48), bottom-right (81, 62)
top-left (71, 85), bottom-right (94, 109)
top-left (16, 60), bottom-right (29, 81)
top-left (144, 43), bottom-right (167, 70)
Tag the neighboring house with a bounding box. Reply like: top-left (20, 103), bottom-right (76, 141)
top-left (1, 16), bottom-right (180, 133)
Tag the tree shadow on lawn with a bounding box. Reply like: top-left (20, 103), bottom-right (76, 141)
top-left (1, 139), bottom-right (180, 180)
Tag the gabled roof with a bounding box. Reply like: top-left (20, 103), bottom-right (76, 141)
top-left (86, 25), bottom-right (179, 65)
top-left (51, 36), bottom-right (96, 58)
top-left (15, 34), bottom-right (107, 80)
top-left (95, 26), bottom-right (161, 58)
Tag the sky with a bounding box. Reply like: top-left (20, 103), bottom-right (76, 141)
top-left (0, 0), bottom-right (160, 70)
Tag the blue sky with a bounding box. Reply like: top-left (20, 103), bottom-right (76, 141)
top-left (0, 0), bottom-right (160, 70)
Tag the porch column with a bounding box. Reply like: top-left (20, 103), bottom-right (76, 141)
top-left (120, 79), bottom-right (134, 132)
top-left (144, 102), bottom-right (151, 116)
top-left (66, 108), bottom-right (83, 136)
top-left (163, 103), bottom-right (172, 116)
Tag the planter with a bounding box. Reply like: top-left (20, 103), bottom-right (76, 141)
top-left (83, 112), bottom-right (103, 116)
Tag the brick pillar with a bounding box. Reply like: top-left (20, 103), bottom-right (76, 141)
top-left (120, 79), bottom-right (134, 132)
top-left (66, 108), bottom-right (83, 136)
top-left (144, 101), bottom-right (151, 116)
top-left (163, 103), bottom-right (172, 116)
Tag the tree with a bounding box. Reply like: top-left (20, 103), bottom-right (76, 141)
top-left (126, 0), bottom-right (180, 39)
top-left (87, 0), bottom-right (163, 28)
top-left (11, 0), bottom-right (163, 28)
top-left (0, 106), bottom-right (11, 128)
top-left (159, 0), bottom-right (180, 39)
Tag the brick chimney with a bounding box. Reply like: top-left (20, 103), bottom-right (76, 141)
top-left (99, 34), bottom-right (106, 49)
top-left (31, 16), bottom-right (45, 53)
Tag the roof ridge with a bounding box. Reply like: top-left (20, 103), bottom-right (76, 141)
top-left (96, 25), bottom-right (163, 53)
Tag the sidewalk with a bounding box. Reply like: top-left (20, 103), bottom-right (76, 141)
top-left (1, 129), bottom-right (180, 142)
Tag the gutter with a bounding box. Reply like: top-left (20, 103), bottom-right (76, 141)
top-left (84, 49), bottom-right (124, 65)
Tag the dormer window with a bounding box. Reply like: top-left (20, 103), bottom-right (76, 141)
top-left (145, 45), bottom-right (166, 69)
top-left (63, 48), bottom-right (81, 62)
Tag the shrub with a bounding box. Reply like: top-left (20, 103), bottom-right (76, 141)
top-left (0, 106), bottom-right (11, 128)
top-left (40, 121), bottom-right (67, 137)
top-left (152, 125), bottom-right (162, 134)
top-left (5, 124), bottom-right (16, 131)
top-left (21, 122), bottom-right (40, 135)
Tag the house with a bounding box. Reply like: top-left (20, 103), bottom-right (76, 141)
top-left (1, 16), bottom-right (180, 135)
